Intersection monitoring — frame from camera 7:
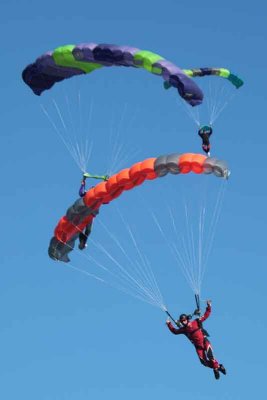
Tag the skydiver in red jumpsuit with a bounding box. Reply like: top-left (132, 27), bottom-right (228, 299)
top-left (166, 300), bottom-right (226, 380)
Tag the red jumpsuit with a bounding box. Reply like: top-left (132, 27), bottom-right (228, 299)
top-left (167, 305), bottom-right (219, 370)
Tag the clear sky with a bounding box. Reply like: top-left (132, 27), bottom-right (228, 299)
top-left (1, 0), bottom-right (267, 399)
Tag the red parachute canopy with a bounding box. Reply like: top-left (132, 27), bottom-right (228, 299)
top-left (48, 153), bottom-right (229, 262)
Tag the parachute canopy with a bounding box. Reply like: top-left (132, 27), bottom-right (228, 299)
top-left (22, 42), bottom-right (203, 106)
top-left (49, 153), bottom-right (230, 262)
top-left (182, 67), bottom-right (244, 89)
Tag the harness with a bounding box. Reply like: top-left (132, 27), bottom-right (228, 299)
top-left (185, 319), bottom-right (210, 344)
top-left (197, 318), bottom-right (210, 337)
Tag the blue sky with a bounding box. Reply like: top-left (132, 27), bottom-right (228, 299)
top-left (1, 0), bottom-right (267, 399)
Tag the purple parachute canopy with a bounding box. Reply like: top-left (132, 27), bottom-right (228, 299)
top-left (22, 42), bottom-right (203, 106)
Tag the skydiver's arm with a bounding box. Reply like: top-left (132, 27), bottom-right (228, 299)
top-left (90, 174), bottom-right (108, 180)
top-left (83, 173), bottom-right (109, 181)
top-left (166, 321), bottom-right (185, 335)
top-left (199, 304), bottom-right (211, 322)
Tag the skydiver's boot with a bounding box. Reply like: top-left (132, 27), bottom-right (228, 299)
top-left (213, 368), bottom-right (220, 380)
top-left (218, 364), bottom-right (226, 375)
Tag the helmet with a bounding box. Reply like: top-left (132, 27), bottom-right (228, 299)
top-left (199, 125), bottom-right (213, 135)
top-left (179, 313), bottom-right (188, 322)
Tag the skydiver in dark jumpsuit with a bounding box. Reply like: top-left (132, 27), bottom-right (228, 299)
top-left (78, 173), bottom-right (109, 250)
top-left (198, 125), bottom-right (213, 156)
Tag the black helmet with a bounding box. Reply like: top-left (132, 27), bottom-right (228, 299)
top-left (199, 125), bottom-right (213, 135)
top-left (179, 313), bottom-right (188, 322)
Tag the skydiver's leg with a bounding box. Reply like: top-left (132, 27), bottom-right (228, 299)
top-left (203, 338), bottom-right (219, 370)
top-left (204, 339), bottom-right (226, 375)
top-left (78, 222), bottom-right (93, 250)
top-left (78, 232), bottom-right (87, 250)
top-left (195, 345), bottom-right (210, 368)
top-left (84, 221), bottom-right (92, 237)
top-left (199, 132), bottom-right (211, 155)
top-left (196, 343), bottom-right (221, 379)
top-left (202, 144), bottom-right (211, 154)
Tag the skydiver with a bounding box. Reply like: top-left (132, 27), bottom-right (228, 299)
top-left (198, 125), bottom-right (213, 156)
top-left (166, 300), bottom-right (226, 380)
top-left (78, 173), bottom-right (109, 250)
